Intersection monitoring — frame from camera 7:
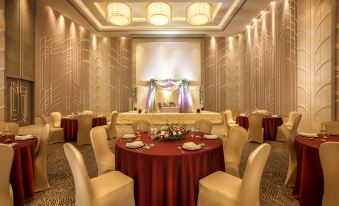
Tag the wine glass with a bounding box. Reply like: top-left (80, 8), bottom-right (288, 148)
top-left (319, 125), bottom-right (327, 141)
top-left (136, 129), bottom-right (141, 141)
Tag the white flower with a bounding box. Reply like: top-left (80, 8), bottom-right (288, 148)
top-left (178, 131), bottom-right (182, 135)
top-left (173, 131), bottom-right (177, 135)
top-left (161, 131), bottom-right (165, 135)
top-left (165, 133), bottom-right (169, 137)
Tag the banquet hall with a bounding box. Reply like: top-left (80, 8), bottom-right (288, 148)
top-left (0, 0), bottom-right (338, 205)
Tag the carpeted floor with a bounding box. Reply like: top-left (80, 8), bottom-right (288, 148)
top-left (23, 125), bottom-right (298, 206)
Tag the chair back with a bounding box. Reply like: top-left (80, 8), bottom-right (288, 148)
top-left (321, 121), bottom-right (339, 135)
top-left (0, 122), bottom-right (20, 135)
top-left (50, 112), bottom-right (62, 128)
top-left (90, 126), bottom-right (115, 175)
top-left (319, 142), bottom-right (339, 206)
top-left (195, 119), bottom-right (212, 134)
top-left (224, 126), bottom-right (248, 177)
top-left (238, 143), bottom-right (271, 206)
top-left (77, 115), bottom-right (92, 145)
top-left (248, 113), bottom-right (264, 143)
top-left (132, 120), bottom-right (151, 132)
top-left (107, 111), bottom-right (118, 139)
top-left (64, 143), bottom-right (93, 206)
top-left (225, 110), bottom-right (235, 123)
top-left (34, 124), bottom-right (50, 192)
top-left (286, 111), bottom-right (299, 126)
top-left (41, 116), bottom-right (48, 126)
top-left (0, 144), bottom-right (14, 206)
top-left (289, 114), bottom-right (302, 138)
top-left (221, 112), bottom-right (230, 135)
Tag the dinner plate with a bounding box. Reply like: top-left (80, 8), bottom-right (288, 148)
top-left (203, 134), bottom-right (219, 140)
top-left (121, 134), bottom-right (136, 139)
top-left (126, 141), bottom-right (144, 149)
top-left (182, 142), bottom-right (201, 151)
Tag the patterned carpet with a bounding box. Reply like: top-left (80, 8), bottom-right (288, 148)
top-left (23, 125), bottom-right (298, 206)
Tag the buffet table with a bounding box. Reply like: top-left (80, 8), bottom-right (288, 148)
top-left (0, 135), bottom-right (37, 205)
top-left (293, 134), bottom-right (339, 206)
top-left (236, 115), bottom-right (283, 140)
top-left (115, 133), bottom-right (225, 206)
top-left (61, 116), bottom-right (107, 141)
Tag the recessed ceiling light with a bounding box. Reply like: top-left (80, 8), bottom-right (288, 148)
top-left (187, 2), bottom-right (211, 25)
top-left (107, 3), bottom-right (131, 26)
top-left (147, 2), bottom-right (172, 26)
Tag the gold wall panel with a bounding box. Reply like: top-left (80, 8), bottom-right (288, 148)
top-left (0, 0), bottom-right (4, 121)
top-left (336, 1), bottom-right (339, 120)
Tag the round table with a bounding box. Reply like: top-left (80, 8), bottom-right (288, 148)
top-left (236, 115), bottom-right (283, 140)
top-left (0, 135), bottom-right (37, 205)
top-left (115, 133), bottom-right (225, 206)
top-left (293, 134), bottom-right (339, 206)
top-left (61, 116), bottom-right (107, 141)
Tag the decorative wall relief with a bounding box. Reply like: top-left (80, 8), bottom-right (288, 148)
top-left (336, 1), bottom-right (339, 120)
top-left (205, 36), bottom-right (244, 113)
top-left (0, 0), bottom-right (5, 121)
top-left (244, 0), bottom-right (297, 116)
top-left (297, 0), bottom-right (335, 121)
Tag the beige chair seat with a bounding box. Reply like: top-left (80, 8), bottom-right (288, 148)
top-left (49, 127), bottom-right (64, 144)
top-left (199, 171), bottom-right (241, 206)
top-left (91, 171), bottom-right (134, 205)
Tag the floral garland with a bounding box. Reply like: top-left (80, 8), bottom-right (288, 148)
top-left (146, 79), bottom-right (190, 88)
top-left (153, 125), bottom-right (190, 141)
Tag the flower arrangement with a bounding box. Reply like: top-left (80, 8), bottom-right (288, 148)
top-left (153, 125), bottom-right (190, 141)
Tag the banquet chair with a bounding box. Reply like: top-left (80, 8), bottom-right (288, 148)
top-left (90, 126), bottom-right (115, 176)
top-left (276, 113), bottom-right (302, 142)
top-left (77, 114), bottom-right (92, 145)
top-left (41, 115), bottom-right (64, 144)
top-left (132, 120), bottom-right (151, 133)
top-left (224, 126), bottom-right (248, 177)
top-left (225, 110), bottom-right (237, 125)
top-left (197, 143), bottom-right (271, 206)
top-left (321, 121), bottom-right (339, 135)
top-left (0, 122), bottom-right (19, 135)
top-left (222, 112), bottom-right (238, 136)
top-left (319, 142), bottom-right (339, 206)
top-left (105, 111), bottom-right (118, 139)
top-left (248, 113), bottom-right (264, 143)
top-left (284, 111), bottom-right (299, 129)
top-left (195, 119), bottom-right (213, 134)
top-left (34, 124), bottom-right (50, 192)
top-left (63, 143), bottom-right (135, 206)
top-left (255, 109), bottom-right (270, 116)
top-left (50, 112), bottom-right (62, 128)
top-left (0, 144), bottom-right (14, 206)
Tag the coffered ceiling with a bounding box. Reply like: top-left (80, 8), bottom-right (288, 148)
top-left (39, 0), bottom-right (272, 36)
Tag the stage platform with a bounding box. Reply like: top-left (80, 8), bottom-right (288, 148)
top-left (117, 111), bottom-right (223, 125)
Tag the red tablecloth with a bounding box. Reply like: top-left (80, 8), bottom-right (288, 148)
top-left (293, 135), bottom-right (339, 206)
top-left (0, 136), bottom-right (37, 205)
top-left (236, 116), bottom-right (283, 140)
top-left (61, 116), bottom-right (107, 141)
top-left (115, 133), bottom-right (225, 206)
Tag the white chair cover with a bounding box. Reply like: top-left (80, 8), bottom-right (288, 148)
top-left (225, 110), bottom-right (237, 124)
top-left (77, 114), bottom-right (92, 145)
top-left (195, 119), bottom-right (213, 134)
top-left (0, 144), bottom-right (14, 206)
top-left (321, 121), bottom-right (339, 135)
top-left (0, 122), bottom-right (19, 135)
top-left (63, 143), bottom-right (135, 206)
top-left (105, 111), bottom-right (118, 139)
top-left (319, 142), bottom-right (339, 206)
top-left (42, 115), bottom-right (64, 144)
top-left (248, 113), bottom-right (264, 143)
top-left (50, 112), bottom-right (62, 128)
top-left (34, 125), bottom-right (50, 192)
top-left (90, 126), bottom-right (115, 176)
top-left (224, 126), bottom-right (248, 177)
top-left (197, 143), bottom-right (271, 206)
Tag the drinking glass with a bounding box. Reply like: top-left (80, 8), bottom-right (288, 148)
top-left (136, 130), bottom-right (141, 141)
top-left (319, 125), bottom-right (327, 141)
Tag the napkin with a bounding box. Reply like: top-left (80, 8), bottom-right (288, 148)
top-left (121, 134), bottom-right (136, 139)
top-left (298, 132), bottom-right (318, 138)
top-left (182, 142), bottom-right (201, 150)
top-left (15, 134), bottom-right (34, 140)
top-left (126, 141), bottom-right (143, 149)
top-left (271, 115), bottom-right (279, 117)
top-left (203, 134), bottom-right (219, 140)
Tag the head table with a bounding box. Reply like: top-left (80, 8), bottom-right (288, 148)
top-left (293, 134), bottom-right (339, 206)
top-left (0, 135), bottom-right (37, 205)
top-left (115, 133), bottom-right (225, 206)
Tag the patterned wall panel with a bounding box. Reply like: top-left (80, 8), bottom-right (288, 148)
top-left (205, 36), bottom-right (244, 113)
top-left (110, 37), bottom-right (132, 112)
top-left (297, 0), bottom-right (335, 121)
top-left (88, 36), bottom-right (111, 113)
top-left (244, 0), bottom-right (297, 116)
top-left (336, 1), bottom-right (339, 120)
top-left (0, 0), bottom-right (4, 120)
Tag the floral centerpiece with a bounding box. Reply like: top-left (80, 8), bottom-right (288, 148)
top-left (153, 125), bottom-right (190, 141)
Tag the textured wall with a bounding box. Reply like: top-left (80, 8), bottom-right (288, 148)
top-left (336, 1), bottom-right (339, 120)
top-left (205, 35), bottom-right (244, 113)
top-left (297, 0), bottom-right (335, 121)
top-left (244, 0), bottom-right (297, 116)
top-left (0, 0), bottom-right (4, 121)
top-left (35, 2), bottom-right (132, 116)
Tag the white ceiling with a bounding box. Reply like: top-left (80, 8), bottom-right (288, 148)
top-left (39, 0), bottom-right (272, 37)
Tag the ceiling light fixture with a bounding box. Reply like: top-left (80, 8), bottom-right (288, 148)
top-left (147, 2), bottom-right (171, 26)
top-left (187, 2), bottom-right (211, 25)
top-left (107, 3), bottom-right (131, 26)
